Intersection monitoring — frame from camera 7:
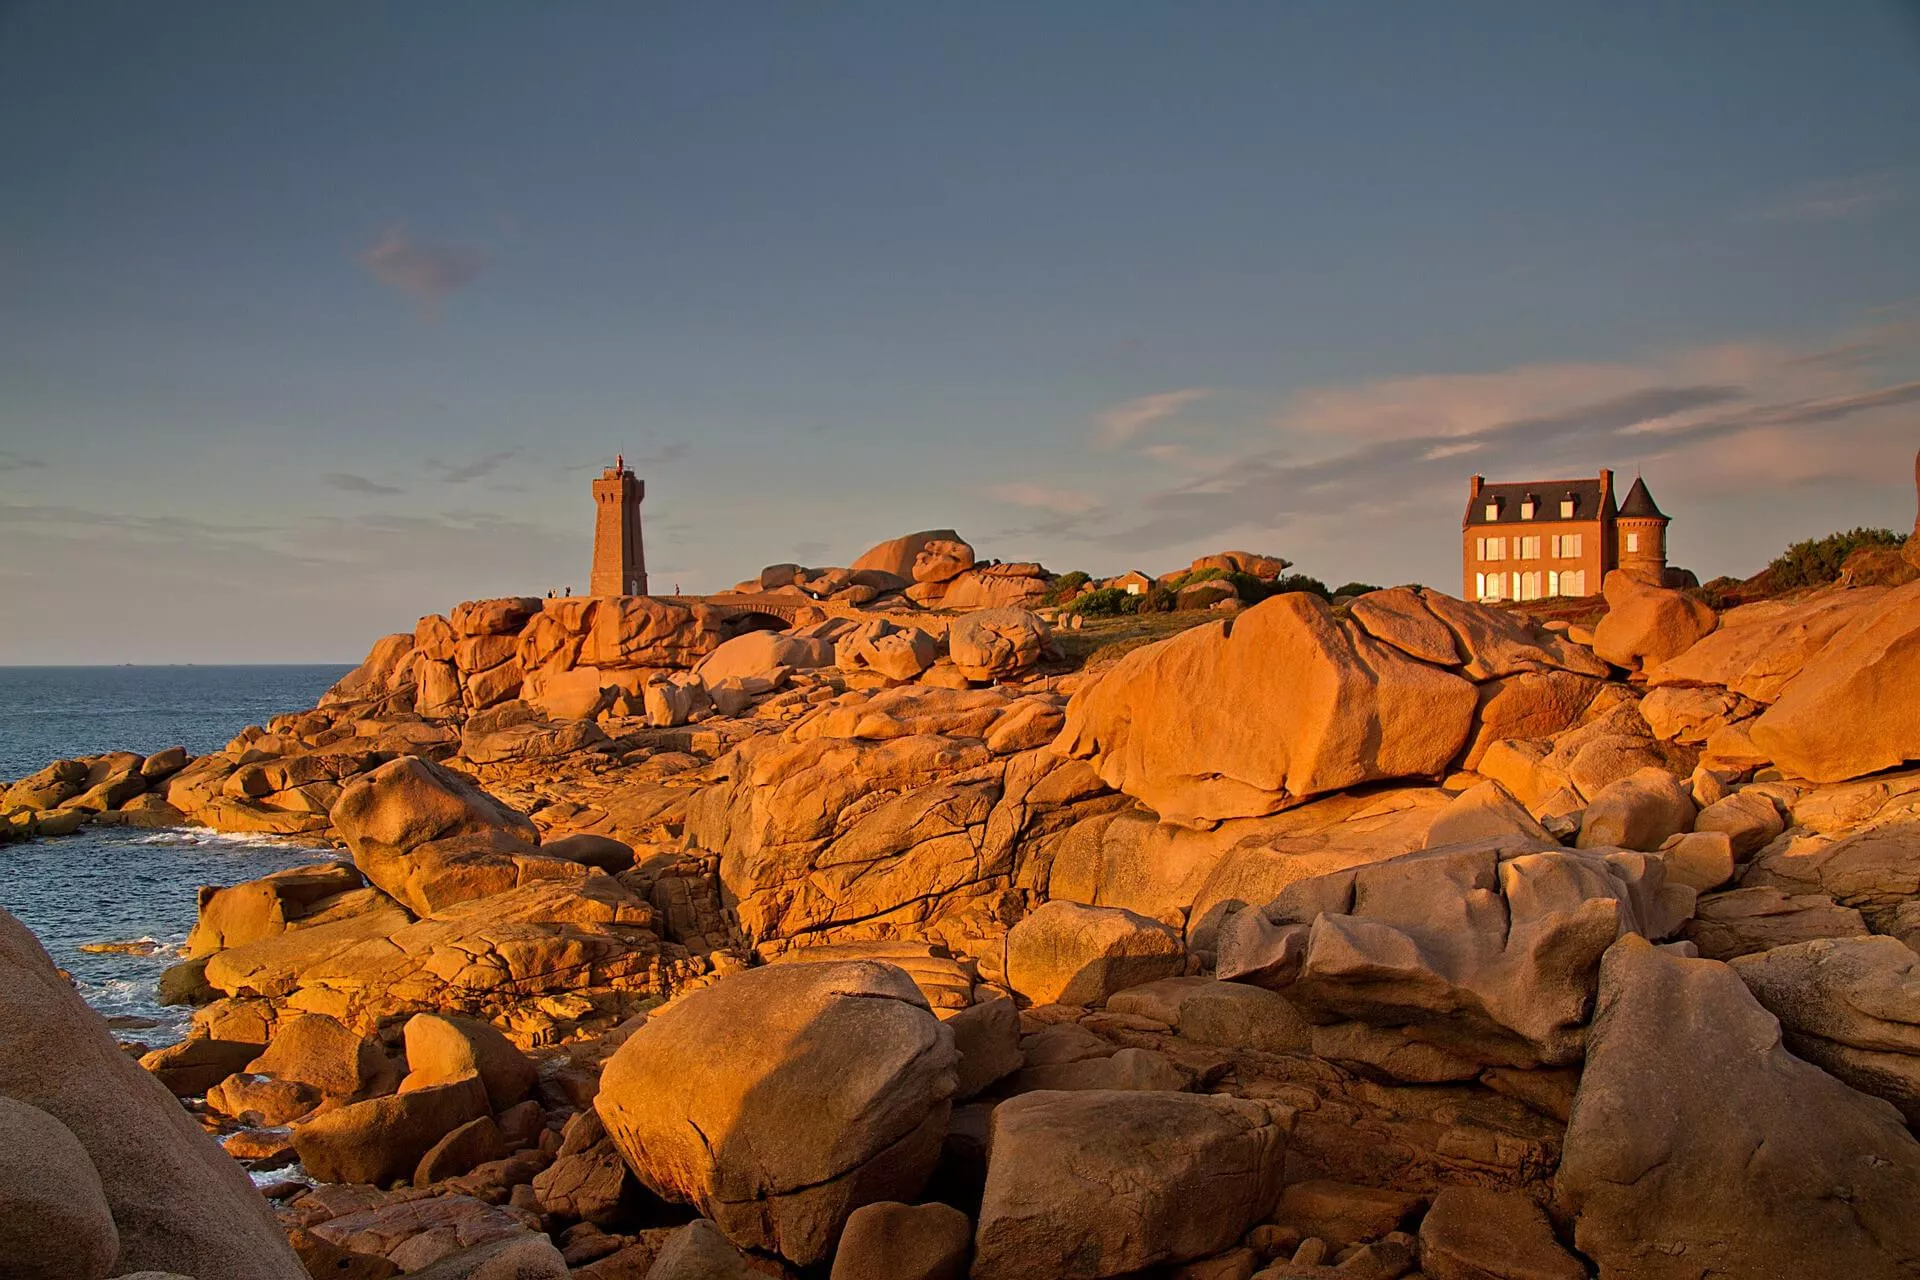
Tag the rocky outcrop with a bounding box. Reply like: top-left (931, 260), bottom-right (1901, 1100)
top-left (970, 1090), bottom-right (1290, 1279)
top-left (1418, 1185), bottom-right (1583, 1280)
top-left (1557, 934), bottom-right (1920, 1279)
top-left (1649, 589), bottom-right (1888, 702)
top-left (696, 631), bottom-right (834, 685)
top-left (850, 529), bottom-right (964, 581)
top-left (1748, 580), bottom-right (1920, 783)
top-left (1731, 935), bottom-right (1920, 1124)
top-left (1056, 593), bottom-right (1482, 827)
top-left (402, 1014), bottom-right (537, 1112)
top-left (0, 1096), bottom-right (119, 1280)
top-left (1002, 900), bottom-right (1183, 1007)
top-left (0, 909), bottom-right (306, 1280)
top-left (829, 1200), bottom-right (971, 1280)
top-left (1575, 766), bottom-right (1696, 851)
top-left (914, 563), bottom-right (1053, 610)
top-left (596, 961), bottom-right (957, 1265)
top-left (835, 619), bottom-right (941, 683)
top-left (1683, 885), bottom-right (1868, 960)
top-left (331, 756), bottom-right (588, 915)
top-left (947, 608), bottom-right (1050, 682)
top-left (1589, 570), bottom-right (1717, 673)
top-left (293, 1074), bottom-right (491, 1185)
top-left (280, 875), bottom-right (667, 1029)
top-left (1220, 842), bottom-right (1694, 1069)
top-left (685, 686), bottom-right (1119, 946)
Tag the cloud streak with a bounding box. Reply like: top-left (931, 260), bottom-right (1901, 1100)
top-left (427, 448), bottom-right (520, 484)
top-left (1101, 367), bottom-right (1920, 553)
top-left (0, 450), bottom-right (46, 473)
top-left (358, 226), bottom-right (489, 305)
top-left (988, 481), bottom-right (1103, 514)
top-left (1752, 172), bottom-right (1902, 224)
top-left (1095, 388), bottom-right (1212, 446)
top-left (323, 472), bottom-right (404, 495)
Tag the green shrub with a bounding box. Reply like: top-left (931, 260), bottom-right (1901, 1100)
top-left (1224, 571), bottom-right (1275, 603)
top-left (1158, 567), bottom-right (1222, 595)
top-left (1271, 573), bottom-right (1331, 599)
top-left (1071, 586), bottom-right (1133, 617)
top-left (1043, 571), bottom-right (1091, 605)
top-left (1766, 528), bottom-right (1904, 590)
top-left (1136, 584), bottom-right (1177, 614)
top-left (1332, 581), bottom-right (1383, 598)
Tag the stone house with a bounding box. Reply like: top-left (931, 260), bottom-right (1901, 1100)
top-left (1461, 470), bottom-right (1669, 602)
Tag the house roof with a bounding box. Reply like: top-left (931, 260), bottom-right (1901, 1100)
top-left (1616, 475), bottom-right (1668, 520)
top-left (1464, 477), bottom-right (1614, 527)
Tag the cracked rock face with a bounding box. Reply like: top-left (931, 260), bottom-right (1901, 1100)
top-left (595, 960), bottom-right (956, 1266)
top-left (1556, 935), bottom-right (1920, 1280)
top-left (1056, 590), bottom-right (1602, 829)
top-left (1220, 841), bottom-right (1695, 1070)
top-left (1732, 935), bottom-right (1920, 1125)
top-left (331, 756), bottom-right (589, 916)
top-left (970, 1089), bottom-right (1291, 1279)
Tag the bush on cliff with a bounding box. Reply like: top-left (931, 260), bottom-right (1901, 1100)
top-left (1136, 584), bottom-right (1177, 614)
top-left (1044, 571), bottom-right (1092, 605)
top-left (1072, 586), bottom-right (1134, 617)
top-left (1766, 527), bottom-right (1904, 590)
top-left (1271, 573), bottom-right (1332, 600)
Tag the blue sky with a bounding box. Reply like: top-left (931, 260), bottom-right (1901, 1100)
top-left (3, 1), bottom-right (1918, 662)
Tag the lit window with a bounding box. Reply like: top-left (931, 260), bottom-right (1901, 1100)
top-left (1626, 532), bottom-right (1640, 553)
top-left (1485, 502), bottom-right (1499, 521)
top-left (1521, 500), bottom-right (1535, 520)
top-left (1548, 570), bottom-right (1561, 596)
top-left (1475, 572), bottom-right (1487, 599)
top-left (1489, 538), bottom-right (1506, 561)
top-left (1565, 569), bottom-right (1587, 595)
top-left (1560, 499), bottom-right (1575, 519)
top-left (1517, 535), bottom-right (1541, 559)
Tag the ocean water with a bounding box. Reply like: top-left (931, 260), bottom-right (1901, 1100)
top-left (0, 665), bottom-right (352, 1044)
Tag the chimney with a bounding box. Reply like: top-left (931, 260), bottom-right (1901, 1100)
top-left (1469, 474), bottom-right (1485, 500)
top-left (1598, 468), bottom-right (1613, 501)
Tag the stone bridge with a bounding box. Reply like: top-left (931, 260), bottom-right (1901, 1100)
top-left (666, 592), bottom-right (872, 634)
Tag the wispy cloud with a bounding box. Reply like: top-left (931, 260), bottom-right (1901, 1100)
top-left (1751, 171), bottom-right (1902, 224)
top-left (632, 441), bottom-right (690, 468)
top-left (323, 472), bottom-right (404, 495)
top-left (1095, 388), bottom-right (1212, 447)
top-left (1095, 335), bottom-right (1920, 553)
top-left (427, 448), bottom-right (520, 484)
top-left (0, 450), bottom-right (46, 473)
top-left (358, 226), bottom-right (489, 307)
top-left (988, 482), bottom-right (1104, 514)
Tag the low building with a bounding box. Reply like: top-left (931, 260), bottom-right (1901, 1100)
top-left (1460, 469), bottom-right (1669, 602)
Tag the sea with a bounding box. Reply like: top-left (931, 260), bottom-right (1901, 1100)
top-left (0, 665), bottom-right (353, 1046)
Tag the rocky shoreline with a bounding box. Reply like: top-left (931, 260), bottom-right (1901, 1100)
top-left (6, 522), bottom-right (1920, 1279)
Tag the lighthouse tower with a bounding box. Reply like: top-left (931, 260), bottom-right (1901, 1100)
top-left (590, 454), bottom-right (647, 597)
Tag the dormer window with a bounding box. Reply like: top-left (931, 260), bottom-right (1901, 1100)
top-left (1484, 501), bottom-right (1500, 521)
top-left (1520, 497), bottom-right (1536, 520)
top-left (1561, 496), bottom-right (1576, 519)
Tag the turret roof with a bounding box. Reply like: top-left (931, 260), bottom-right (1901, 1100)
top-left (1617, 476), bottom-right (1668, 520)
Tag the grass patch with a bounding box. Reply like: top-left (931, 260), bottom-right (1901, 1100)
top-left (1051, 610), bottom-right (1218, 672)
